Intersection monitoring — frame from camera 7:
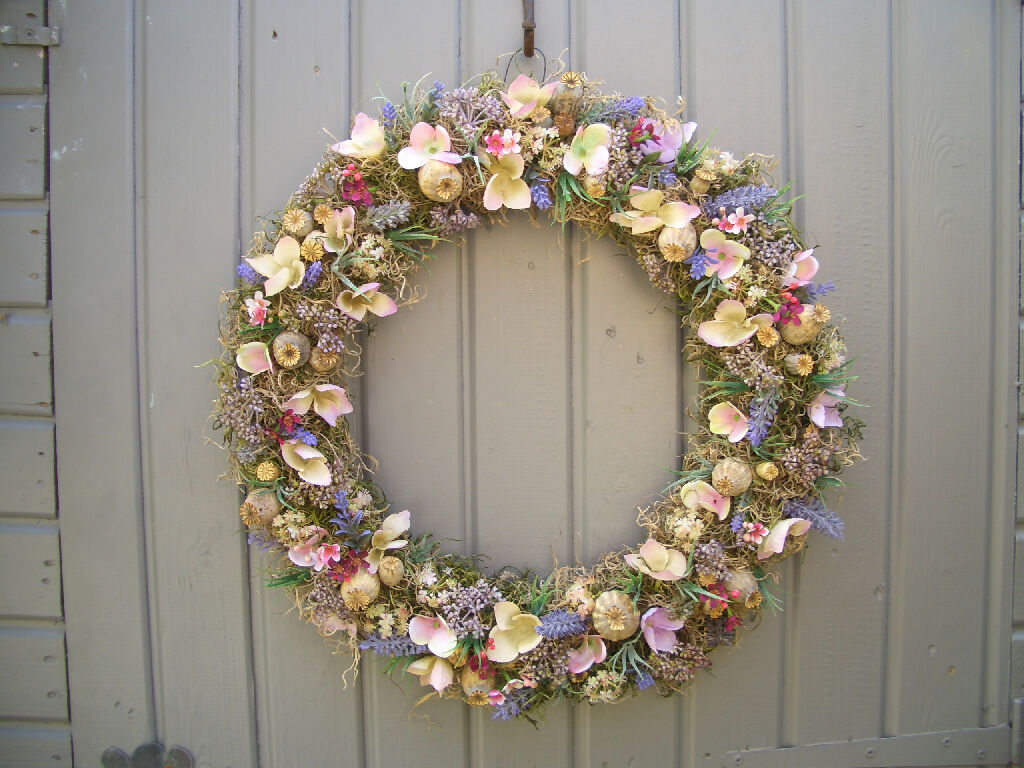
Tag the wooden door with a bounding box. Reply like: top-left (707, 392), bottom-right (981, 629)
top-left (41, 1), bottom-right (1021, 767)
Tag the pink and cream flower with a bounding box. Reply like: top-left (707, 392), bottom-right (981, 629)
top-left (567, 635), bottom-right (607, 674)
top-left (783, 248), bottom-right (819, 287)
top-left (487, 602), bottom-right (543, 663)
top-left (708, 401), bottom-right (750, 443)
top-left (407, 655), bottom-right (455, 692)
top-left (807, 387), bottom-right (845, 428)
top-left (282, 384), bottom-right (353, 427)
top-left (563, 123), bottom-right (612, 176)
top-left (500, 74), bottom-right (557, 118)
top-left (697, 299), bottom-right (773, 348)
top-left (608, 186), bottom-right (701, 235)
top-left (244, 291), bottom-right (271, 327)
top-left (624, 538), bottom-right (687, 581)
top-left (699, 228), bottom-right (749, 279)
top-left (409, 614), bottom-right (459, 657)
top-left (641, 607), bottom-right (685, 653)
top-left (235, 341), bottom-right (273, 375)
top-left (331, 112), bottom-right (386, 159)
top-left (397, 122), bottom-right (461, 169)
top-left (335, 282), bottom-right (397, 321)
top-left (757, 518), bottom-right (812, 560)
top-left (678, 480), bottom-right (730, 520)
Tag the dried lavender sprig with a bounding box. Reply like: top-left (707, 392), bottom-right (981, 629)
top-left (358, 632), bottom-right (427, 658)
top-left (702, 184), bottom-right (778, 219)
top-left (237, 263), bottom-right (261, 286)
top-left (783, 494), bottom-right (845, 539)
top-left (536, 609), bottom-right (587, 639)
top-left (298, 261), bottom-right (322, 292)
top-left (365, 200), bottom-right (412, 232)
top-left (530, 181), bottom-right (553, 210)
top-left (491, 687), bottom-right (533, 721)
top-left (747, 389), bottom-right (780, 447)
top-left (584, 96), bottom-right (646, 123)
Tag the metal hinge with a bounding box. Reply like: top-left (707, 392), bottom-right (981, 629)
top-left (0, 25), bottom-right (60, 46)
top-left (722, 724), bottom-right (1013, 768)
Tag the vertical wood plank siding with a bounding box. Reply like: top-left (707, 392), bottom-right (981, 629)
top-left (47, 1), bottom-right (1020, 766)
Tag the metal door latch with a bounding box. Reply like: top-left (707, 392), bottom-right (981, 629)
top-left (0, 25), bottom-right (61, 46)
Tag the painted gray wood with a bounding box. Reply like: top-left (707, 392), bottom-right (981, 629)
top-left (0, 307), bottom-right (51, 415)
top-left (0, 417), bottom-right (55, 517)
top-left (45, 1), bottom-right (1021, 766)
top-left (0, 724), bottom-right (72, 767)
top-left (0, 621), bottom-right (67, 720)
top-left (0, 205), bottom-right (48, 307)
top-left (0, 1), bottom-right (46, 95)
top-left (0, 520), bottom-right (61, 617)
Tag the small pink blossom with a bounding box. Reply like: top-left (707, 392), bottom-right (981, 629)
top-left (488, 690), bottom-right (505, 706)
top-left (784, 248), bottom-right (819, 287)
top-left (641, 606), bottom-right (685, 653)
top-left (567, 635), bottom-right (607, 674)
top-left (245, 291), bottom-right (270, 327)
top-left (288, 527), bottom-right (328, 568)
top-left (715, 206), bottom-right (755, 234)
top-left (742, 521), bottom-right (769, 545)
top-left (485, 128), bottom-right (521, 156)
top-left (807, 387), bottom-right (845, 428)
top-left (312, 543), bottom-right (341, 571)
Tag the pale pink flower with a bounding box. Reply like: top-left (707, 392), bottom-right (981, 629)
top-left (487, 690), bottom-right (505, 706)
top-left (366, 509), bottom-right (410, 573)
top-left (563, 123), bottom-right (611, 176)
top-left (409, 614), bottom-right (458, 657)
top-left (699, 228), bottom-right (749, 279)
top-left (281, 440), bottom-right (332, 485)
top-left (624, 538), bottom-right (687, 581)
top-left (331, 112), bottom-right (386, 159)
top-left (245, 235), bottom-right (305, 296)
top-left (485, 128), bottom-right (521, 156)
top-left (697, 299), bottom-right (773, 347)
top-left (282, 384), bottom-right (353, 427)
top-left (245, 291), bottom-right (270, 327)
top-left (784, 248), bottom-right (819, 287)
top-left (641, 120), bottom-right (696, 164)
top-left (757, 518), bottom-right (812, 560)
top-left (678, 480), bottom-right (730, 521)
top-left (742, 522), bottom-right (769, 545)
top-left (318, 206), bottom-right (356, 254)
top-left (288, 527), bottom-right (328, 567)
top-left (608, 186), bottom-right (701, 235)
top-left (641, 607), bottom-right (685, 653)
top-left (482, 152), bottom-right (531, 211)
top-left (807, 387), bottom-right (844, 428)
top-left (500, 74), bottom-right (557, 118)
top-left (567, 635), bottom-right (607, 674)
top-left (407, 655), bottom-right (455, 691)
top-left (708, 401), bottom-right (750, 443)
top-left (397, 122), bottom-right (461, 169)
top-left (335, 282), bottom-right (398, 321)
top-left (235, 341), bottom-right (273, 375)
top-left (717, 206), bottom-right (754, 234)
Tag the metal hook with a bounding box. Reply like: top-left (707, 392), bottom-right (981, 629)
top-left (522, 0), bottom-right (536, 57)
top-left (502, 47), bottom-right (547, 84)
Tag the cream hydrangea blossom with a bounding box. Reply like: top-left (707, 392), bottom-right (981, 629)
top-left (245, 235), bottom-right (305, 297)
top-left (482, 152), bottom-right (531, 211)
top-left (488, 602), bottom-right (542, 663)
top-left (281, 440), bottom-right (331, 485)
top-left (281, 384), bottom-right (353, 427)
top-left (624, 538), bottom-right (687, 581)
top-left (366, 509), bottom-right (410, 573)
top-left (331, 112), bottom-right (386, 159)
top-left (609, 187), bottom-right (701, 234)
top-left (697, 299), bottom-right (773, 348)
top-left (678, 480), bottom-right (730, 520)
top-left (564, 123), bottom-right (611, 176)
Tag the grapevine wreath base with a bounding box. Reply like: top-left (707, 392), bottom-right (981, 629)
top-left (212, 67), bottom-right (863, 722)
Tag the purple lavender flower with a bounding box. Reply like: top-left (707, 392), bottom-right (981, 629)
top-left (747, 389), bottom-right (780, 447)
top-left (588, 96), bottom-right (646, 122)
top-left (298, 261), bottom-right (322, 292)
top-left (803, 281), bottom-right (836, 301)
top-left (247, 530), bottom-right (278, 552)
top-left (491, 687), bottom-right (533, 721)
top-left (237, 262), bottom-right (260, 286)
top-left (657, 169), bottom-right (677, 187)
top-left (359, 632), bottom-right (427, 658)
top-left (429, 80), bottom-right (445, 100)
top-left (702, 184), bottom-right (778, 219)
top-left (684, 247), bottom-right (717, 280)
top-left (381, 101), bottom-right (397, 129)
top-left (634, 672), bottom-right (655, 690)
top-left (536, 609), bottom-right (587, 639)
top-left (730, 514), bottom-right (745, 534)
top-left (333, 489), bottom-right (349, 513)
top-left (530, 181), bottom-right (553, 210)
top-left (293, 427), bottom-right (317, 447)
top-left (783, 494), bottom-right (844, 539)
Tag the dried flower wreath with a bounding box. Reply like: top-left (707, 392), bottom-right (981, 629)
top-left (212, 69), bottom-right (863, 722)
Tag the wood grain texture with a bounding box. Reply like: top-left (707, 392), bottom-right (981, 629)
top-left (885, 0), bottom-right (997, 735)
top-left (134, 0), bottom-right (258, 763)
top-left (783, 0), bottom-right (890, 744)
top-left (241, 2), bottom-right (366, 766)
top-left (50, 2), bottom-right (154, 763)
top-left (0, 622), bottom-right (67, 720)
top-left (0, 417), bottom-right (55, 517)
top-left (0, 205), bottom-right (48, 307)
top-left (0, 520), bottom-right (61, 617)
top-left (0, 308), bottom-right (51, 415)
top-left (0, 724), bottom-right (72, 767)
top-left (0, 94), bottom-right (45, 199)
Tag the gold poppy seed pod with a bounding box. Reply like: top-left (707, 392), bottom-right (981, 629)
top-left (552, 113), bottom-right (576, 138)
top-left (340, 568), bottom-right (380, 611)
top-left (242, 489), bottom-right (281, 524)
top-left (418, 159), bottom-right (464, 203)
top-left (308, 347), bottom-right (339, 373)
top-left (779, 306), bottom-right (825, 346)
top-left (592, 590), bottom-right (640, 642)
top-left (583, 175), bottom-right (607, 197)
top-left (549, 81), bottom-right (584, 117)
top-left (755, 461), bottom-right (779, 481)
top-left (657, 224), bottom-right (697, 262)
top-left (377, 555), bottom-right (405, 587)
top-left (460, 665), bottom-right (496, 698)
top-left (712, 458), bottom-right (752, 497)
top-left (272, 330), bottom-right (311, 369)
